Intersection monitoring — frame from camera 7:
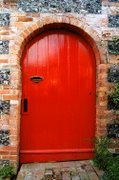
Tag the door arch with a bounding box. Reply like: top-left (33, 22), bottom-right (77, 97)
top-left (20, 29), bottom-right (96, 163)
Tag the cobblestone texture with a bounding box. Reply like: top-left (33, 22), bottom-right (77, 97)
top-left (18, 0), bottom-right (102, 14)
top-left (0, 13), bottom-right (10, 26)
top-left (0, 129), bottom-right (10, 146)
top-left (108, 95), bottom-right (119, 110)
top-left (108, 39), bottom-right (119, 55)
top-left (108, 15), bottom-right (119, 27)
top-left (107, 124), bottom-right (119, 138)
top-left (0, 40), bottom-right (9, 54)
top-left (0, 100), bottom-right (10, 114)
top-left (109, 0), bottom-right (119, 2)
top-left (0, 160), bottom-right (10, 165)
top-left (0, 69), bottom-right (10, 85)
top-left (108, 64), bottom-right (119, 83)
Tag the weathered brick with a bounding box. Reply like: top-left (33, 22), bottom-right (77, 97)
top-left (17, 17), bottom-right (33, 22)
top-left (0, 0), bottom-right (118, 166)
top-left (108, 15), bottom-right (119, 27)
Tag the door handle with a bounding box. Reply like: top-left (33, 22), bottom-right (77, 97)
top-left (23, 98), bottom-right (28, 112)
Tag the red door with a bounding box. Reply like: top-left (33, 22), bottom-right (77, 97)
top-left (20, 29), bottom-right (96, 163)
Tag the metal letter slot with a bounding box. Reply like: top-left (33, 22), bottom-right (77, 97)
top-left (30, 76), bottom-right (44, 83)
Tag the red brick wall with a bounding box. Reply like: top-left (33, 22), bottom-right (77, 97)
top-left (0, 0), bottom-right (119, 166)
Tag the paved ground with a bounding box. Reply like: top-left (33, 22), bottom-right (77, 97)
top-left (17, 161), bottom-right (103, 180)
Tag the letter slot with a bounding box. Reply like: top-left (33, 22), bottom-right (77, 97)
top-left (30, 76), bottom-right (44, 83)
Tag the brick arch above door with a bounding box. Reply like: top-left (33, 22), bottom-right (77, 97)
top-left (13, 15), bottom-right (106, 65)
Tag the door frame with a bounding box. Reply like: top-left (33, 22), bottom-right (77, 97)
top-left (18, 15), bottom-right (106, 164)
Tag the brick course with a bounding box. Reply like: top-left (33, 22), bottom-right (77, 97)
top-left (0, 0), bottom-right (118, 166)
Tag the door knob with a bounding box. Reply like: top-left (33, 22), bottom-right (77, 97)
top-left (30, 76), bottom-right (44, 83)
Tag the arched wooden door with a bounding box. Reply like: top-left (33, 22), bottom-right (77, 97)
top-left (20, 29), bottom-right (96, 163)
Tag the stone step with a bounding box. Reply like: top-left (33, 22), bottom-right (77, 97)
top-left (44, 169), bottom-right (54, 180)
top-left (78, 172), bottom-right (90, 180)
top-left (84, 164), bottom-right (99, 180)
top-left (62, 171), bottom-right (71, 180)
top-left (53, 169), bottom-right (62, 180)
top-left (71, 175), bottom-right (81, 180)
top-left (16, 161), bottom-right (100, 180)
